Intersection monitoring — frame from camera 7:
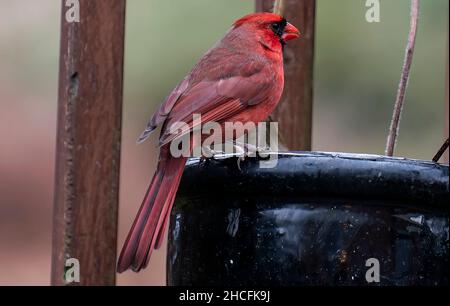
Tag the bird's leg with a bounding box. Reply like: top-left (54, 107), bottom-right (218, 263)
top-left (230, 141), bottom-right (271, 157)
top-left (200, 145), bottom-right (225, 162)
top-left (226, 141), bottom-right (272, 170)
top-left (231, 142), bottom-right (246, 171)
top-left (243, 142), bottom-right (272, 159)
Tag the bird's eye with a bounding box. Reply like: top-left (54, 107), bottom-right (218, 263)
top-left (270, 21), bottom-right (285, 37)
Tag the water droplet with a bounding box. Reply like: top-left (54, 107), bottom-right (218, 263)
top-left (277, 228), bottom-right (286, 235)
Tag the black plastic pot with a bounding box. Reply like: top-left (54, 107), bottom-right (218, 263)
top-left (167, 152), bottom-right (449, 286)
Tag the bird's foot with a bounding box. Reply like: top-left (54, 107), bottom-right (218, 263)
top-left (200, 146), bottom-right (226, 162)
top-left (227, 141), bottom-right (272, 170)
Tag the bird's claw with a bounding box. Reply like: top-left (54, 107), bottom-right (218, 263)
top-left (236, 153), bottom-right (246, 171)
top-left (229, 141), bottom-right (271, 171)
top-left (200, 146), bottom-right (226, 162)
top-left (200, 143), bottom-right (271, 170)
top-left (255, 146), bottom-right (272, 160)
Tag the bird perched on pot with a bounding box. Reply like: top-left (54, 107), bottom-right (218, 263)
top-left (117, 13), bottom-right (300, 272)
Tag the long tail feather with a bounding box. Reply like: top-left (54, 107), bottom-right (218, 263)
top-left (117, 146), bottom-right (187, 273)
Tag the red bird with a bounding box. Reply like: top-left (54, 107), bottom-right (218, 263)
top-left (117, 13), bottom-right (300, 272)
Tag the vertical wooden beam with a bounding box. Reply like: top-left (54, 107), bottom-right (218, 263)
top-left (51, 0), bottom-right (126, 285)
top-left (256, 0), bottom-right (316, 150)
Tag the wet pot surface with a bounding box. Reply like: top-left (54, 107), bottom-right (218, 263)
top-left (167, 152), bottom-right (449, 286)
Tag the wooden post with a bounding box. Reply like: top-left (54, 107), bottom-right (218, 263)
top-left (256, 0), bottom-right (316, 150)
top-left (51, 0), bottom-right (126, 285)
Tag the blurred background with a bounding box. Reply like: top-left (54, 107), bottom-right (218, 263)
top-left (0, 0), bottom-right (447, 285)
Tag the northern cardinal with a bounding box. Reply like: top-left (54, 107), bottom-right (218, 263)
top-left (117, 13), bottom-right (300, 272)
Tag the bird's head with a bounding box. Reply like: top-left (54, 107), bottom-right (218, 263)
top-left (233, 13), bottom-right (300, 51)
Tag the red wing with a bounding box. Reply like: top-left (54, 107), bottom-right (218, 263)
top-left (138, 44), bottom-right (274, 145)
top-left (137, 77), bottom-right (190, 143)
top-left (158, 68), bottom-right (274, 147)
top-left (158, 97), bottom-right (243, 147)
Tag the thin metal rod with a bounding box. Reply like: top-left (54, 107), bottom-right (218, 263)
top-left (432, 138), bottom-right (449, 163)
top-left (385, 0), bottom-right (420, 156)
top-left (444, 22), bottom-right (449, 164)
top-left (273, 0), bottom-right (285, 15)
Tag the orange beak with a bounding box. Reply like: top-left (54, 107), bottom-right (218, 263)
top-left (282, 22), bottom-right (300, 41)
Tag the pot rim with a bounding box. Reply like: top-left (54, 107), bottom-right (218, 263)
top-left (177, 151), bottom-right (449, 209)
